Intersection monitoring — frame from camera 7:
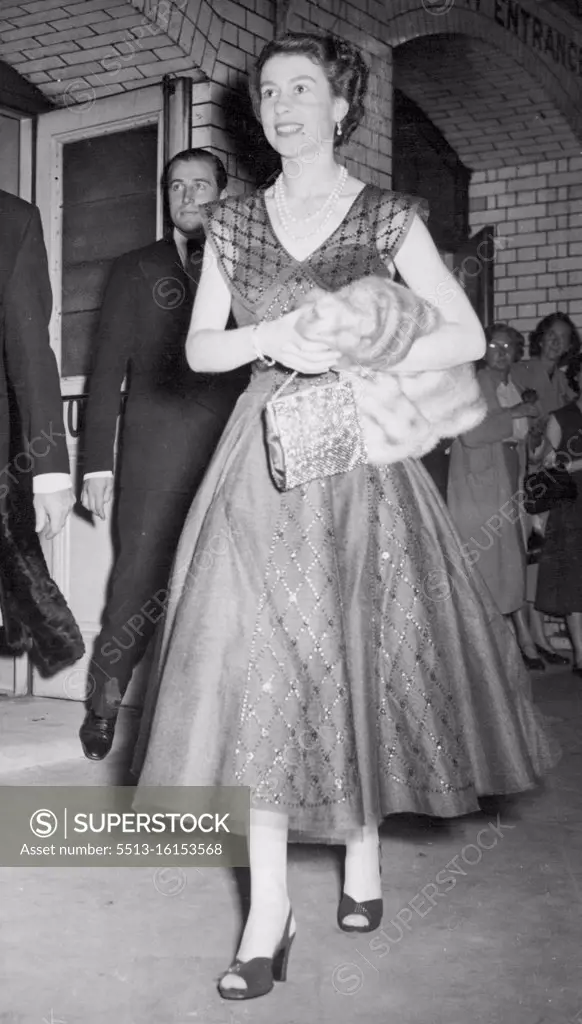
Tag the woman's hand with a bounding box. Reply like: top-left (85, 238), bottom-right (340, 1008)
top-left (295, 289), bottom-right (363, 354)
top-left (294, 282), bottom-right (422, 369)
top-left (258, 307), bottom-right (341, 375)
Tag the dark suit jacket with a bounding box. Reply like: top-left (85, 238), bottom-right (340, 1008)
top-left (83, 238), bottom-right (249, 493)
top-left (0, 190), bottom-right (83, 673)
top-left (0, 189), bottom-right (69, 477)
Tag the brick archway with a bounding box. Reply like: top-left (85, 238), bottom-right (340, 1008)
top-left (394, 33), bottom-right (580, 170)
top-left (387, 5), bottom-right (581, 336)
top-left (386, 2), bottom-right (582, 144)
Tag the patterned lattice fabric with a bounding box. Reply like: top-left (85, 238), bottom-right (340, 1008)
top-left (199, 185), bottom-right (427, 326)
top-left (134, 185), bottom-right (558, 841)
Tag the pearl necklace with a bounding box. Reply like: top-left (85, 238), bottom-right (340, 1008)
top-left (273, 166), bottom-right (348, 241)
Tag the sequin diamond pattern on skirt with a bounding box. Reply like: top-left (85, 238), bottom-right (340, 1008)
top-left (134, 365), bottom-right (558, 841)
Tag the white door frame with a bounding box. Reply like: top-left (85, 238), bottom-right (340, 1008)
top-left (36, 85), bottom-right (165, 399)
top-left (32, 86), bottom-right (165, 700)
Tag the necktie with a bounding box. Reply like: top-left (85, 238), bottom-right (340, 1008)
top-left (184, 238), bottom-right (202, 296)
top-left (185, 237), bottom-right (200, 262)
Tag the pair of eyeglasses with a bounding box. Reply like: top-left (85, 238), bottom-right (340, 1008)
top-left (487, 341), bottom-right (512, 351)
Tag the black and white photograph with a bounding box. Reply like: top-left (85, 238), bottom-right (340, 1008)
top-left (0, 0), bottom-right (581, 1020)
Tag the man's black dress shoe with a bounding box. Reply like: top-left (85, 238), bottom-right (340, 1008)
top-left (80, 711), bottom-right (116, 761)
top-left (535, 644), bottom-right (571, 667)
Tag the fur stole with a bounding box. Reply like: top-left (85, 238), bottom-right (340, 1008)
top-left (297, 275), bottom-right (487, 465)
top-left (0, 477), bottom-right (85, 676)
top-left (347, 363), bottom-right (487, 464)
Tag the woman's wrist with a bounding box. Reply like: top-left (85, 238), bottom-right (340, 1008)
top-left (188, 326), bottom-right (261, 372)
top-left (251, 322), bottom-right (275, 366)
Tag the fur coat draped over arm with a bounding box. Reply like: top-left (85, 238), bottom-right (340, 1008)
top-left (296, 275), bottom-right (487, 465)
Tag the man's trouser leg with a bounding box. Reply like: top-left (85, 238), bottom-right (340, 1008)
top-left (88, 488), bottom-right (193, 719)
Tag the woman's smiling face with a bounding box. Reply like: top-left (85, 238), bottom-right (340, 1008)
top-left (540, 319), bottom-right (571, 364)
top-left (259, 53), bottom-right (348, 160)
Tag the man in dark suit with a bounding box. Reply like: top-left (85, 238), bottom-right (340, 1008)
top-left (0, 189), bottom-right (74, 535)
top-left (0, 189), bottom-right (82, 670)
top-left (79, 149), bottom-right (248, 760)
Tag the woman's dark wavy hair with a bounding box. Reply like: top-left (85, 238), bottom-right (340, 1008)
top-left (528, 311), bottom-right (581, 364)
top-left (249, 32), bottom-right (369, 149)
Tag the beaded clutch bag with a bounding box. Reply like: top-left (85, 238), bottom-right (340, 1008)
top-left (264, 372), bottom-right (368, 491)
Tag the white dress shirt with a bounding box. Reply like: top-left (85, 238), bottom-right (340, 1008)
top-left (33, 472), bottom-right (72, 493)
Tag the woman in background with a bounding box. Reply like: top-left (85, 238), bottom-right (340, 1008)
top-left (535, 354), bottom-right (582, 675)
top-left (448, 323), bottom-right (543, 669)
top-left (514, 312), bottom-right (580, 664)
top-left (515, 313), bottom-right (578, 413)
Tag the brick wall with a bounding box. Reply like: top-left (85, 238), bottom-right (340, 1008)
top-left (395, 34), bottom-right (580, 172)
top-left (1, 0), bottom-right (580, 335)
top-left (194, 0), bottom-right (392, 191)
top-left (0, 0), bottom-right (197, 102)
top-left (200, 0), bottom-right (274, 190)
top-left (470, 155), bottom-right (582, 337)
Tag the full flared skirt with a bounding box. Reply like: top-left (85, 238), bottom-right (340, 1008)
top-left (134, 368), bottom-right (558, 842)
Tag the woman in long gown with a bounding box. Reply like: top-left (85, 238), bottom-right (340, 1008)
top-left (135, 32), bottom-right (557, 1001)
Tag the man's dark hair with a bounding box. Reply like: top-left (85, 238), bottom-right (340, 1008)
top-left (162, 148), bottom-right (228, 194)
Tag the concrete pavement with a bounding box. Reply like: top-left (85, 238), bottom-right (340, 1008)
top-left (0, 669), bottom-right (580, 1024)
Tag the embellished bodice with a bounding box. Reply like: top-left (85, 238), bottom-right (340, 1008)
top-left (200, 184), bottom-right (425, 326)
top-left (199, 184), bottom-right (427, 394)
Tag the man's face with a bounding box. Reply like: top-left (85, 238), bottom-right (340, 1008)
top-left (167, 158), bottom-right (220, 236)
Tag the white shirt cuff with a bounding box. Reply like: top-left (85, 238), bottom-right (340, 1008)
top-left (33, 473), bottom-right (72, 494)
top-left (83, 471), bottom-right (114, 480)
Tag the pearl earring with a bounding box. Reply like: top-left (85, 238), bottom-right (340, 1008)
top-left (336, 120), bottom-right (343, 138)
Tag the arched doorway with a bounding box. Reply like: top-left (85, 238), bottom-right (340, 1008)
top-left (391, 27), bottom-right (581, 340)
top-left (391, 19), bottom-right (581, 639)
top-left (392, 85), bottom-right (496, 331)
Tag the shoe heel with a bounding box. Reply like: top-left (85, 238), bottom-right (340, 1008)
top-left (217, 906), bottom-right (295, 1001)
top-left (273, 930), bottom-right (295, 983)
